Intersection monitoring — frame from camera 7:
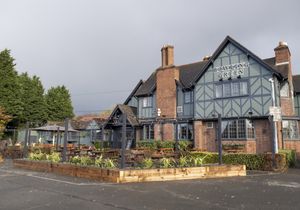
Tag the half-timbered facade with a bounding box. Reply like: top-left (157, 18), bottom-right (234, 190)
top-left (105, 36), bottom-right (300, 158)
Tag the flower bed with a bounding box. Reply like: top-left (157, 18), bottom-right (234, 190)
top-left (13, 159), bottom-right (246, 183)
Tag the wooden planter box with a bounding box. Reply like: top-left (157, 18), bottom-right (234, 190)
top-left (13, 159), bottom-right (246, 183)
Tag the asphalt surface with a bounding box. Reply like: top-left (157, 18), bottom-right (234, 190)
top-left (0, 160), bottom-right (300, 210)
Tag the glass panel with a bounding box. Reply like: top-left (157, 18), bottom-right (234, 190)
top-left (223, 83), bottom-right (231, 97)
top-left (246, 120), bottom-right (255, 138)
top-left (188, 124), bottom-right (193, 139)
top-left (231, 83), bottom-right (240, 96)
top-left (184, 92), bottom-right (191, 103)
top-left (221, 121), bottom-right (229, 138)
top-left (216, 85), bottom-right (223, 98)
top-left (229, 120), bottom-right (237, 138)
top-left (240, 82), bottom-right (248, 95)
top-left (237, 120), bottom-right (246, 138)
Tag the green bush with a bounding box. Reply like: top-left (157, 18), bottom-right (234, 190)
top-left (178, 156), bottom-right (189, 167)
top-left (46, 152), bottom-right (61, 163)
top-left (137, 140), bottom-right (156, 150)
top-left (177, 140), bottom-right (193, 152)
top-left (28, 152), bottom-right (46, 161)
top-left (137, 140), bottom-right (175, 150)
top-left (279, 149), bottom-right (296, 167)
top-left (189, 152), bottom-right (271, 170)
top-left (102, 158), bottom-right (117, 169)
top-left (70, 155), bottom-right (82, 165)
top-left (80, 156), bottom-right (94, 166)
top-left (189, 155), bottom-right (209, 167)
top-left (69, 156), bottom-right (94, 166)
top-left (160, 157), bottom-right (176, 168)
top-left (94, 141), bottom-right (111, 150)
top-left (140, 158), bottom-right (154, 169)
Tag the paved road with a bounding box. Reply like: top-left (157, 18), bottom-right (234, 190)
top-left (1, 160), bottom-right (300, 210)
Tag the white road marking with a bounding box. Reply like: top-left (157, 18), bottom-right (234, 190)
top-left (0, 168), bottom-right (114, 186)
top-left (267, 181), bottom-right (300, 188)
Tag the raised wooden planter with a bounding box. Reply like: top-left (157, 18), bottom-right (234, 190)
top-left (13, 159), bottom-right (246, 183)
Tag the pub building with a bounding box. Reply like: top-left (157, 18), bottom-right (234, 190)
top-left (104, 36), bottom-right (300, 159)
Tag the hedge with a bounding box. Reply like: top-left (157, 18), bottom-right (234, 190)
top-left (279, 149), bottom-right (296, 167)
top-left (137, 140), bottom-right (175, 150)
top-left (189, 152), bottom-right (287, 170)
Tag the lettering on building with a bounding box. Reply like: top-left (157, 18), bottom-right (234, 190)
top-left (215, 62), bottom-right (249, 79)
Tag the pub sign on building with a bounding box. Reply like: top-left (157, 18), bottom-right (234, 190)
top-left (105, 36), bottom-right (300, 158)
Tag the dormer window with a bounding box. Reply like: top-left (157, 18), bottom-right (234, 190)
top-left (142, 96), bottom-right (152, 107)
top-left (184, 91), bottom-right (193, 103)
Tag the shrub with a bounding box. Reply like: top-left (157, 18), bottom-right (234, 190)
top-left (70, 155), bottom-right (81, 165)
top-left (137, 140), bottom-right (175, 150)
top-left (46, 152), bottom-right (61, 163)
top-left (140, 158), bottom-right (154, 169)
top-left (178, 156), bottom-right (189, 167)
top-left (102, 158), bottom-right (117, 169)
top-left (189, 152), bottom-right (286, 170)
top-left (137, 140), bottom-right (156, 150)
top-left (177, 140), bottom-right (193, 152)
top-left (160, 158), bottom-right (175, 168)
top-left (279, 149), bottom-right (296, 168)
top-left (94, 141), bottom-right (111, 150)
top-left (80, 156), bottom-right (94, 166)
top-left (28, 152), bottom-right (46, 161)
top-left (95, 155), bottom-right (104, 167)
top-left (156, 141), bottom-right (174, 149)
top-left (189, 155), bottom-right (208, 167)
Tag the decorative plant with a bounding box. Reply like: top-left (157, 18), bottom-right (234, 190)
top-left (28, 151), bottom-right (46, 161)
top-left (79, 156), bottom-right (94, 166)
top-left (70, 155), bottom-right (81, 165)
top-left (46, 152), bottom-right (61, 163)
top-left (178, 156), bottom-right (189, 167)
top-left (141, 158), bottom-right (154, 169)
top-left (95, 155), bottom-right (104, 167)
top-left (160, 157), bottom-right (175, 168)
top-left (189, 155), bottom-right (208, 167)
top-left (102, 158), bottom-right (117, 169)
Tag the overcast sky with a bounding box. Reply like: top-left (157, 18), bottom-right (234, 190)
top-left (1, 0), bottom-right (299, 115)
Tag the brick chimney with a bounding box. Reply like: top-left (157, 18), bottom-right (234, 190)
top-left (274, 41), bottom-right (291, 65)
top-left (274, 41), bottom-right (293, 84)
top-left (274, 41), bottom-right (295, 116)
top-left (156, 45), bottom-right (179, 120)
top-left (161, 45), bottom-right (174, 67)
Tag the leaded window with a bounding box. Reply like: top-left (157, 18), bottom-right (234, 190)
top-left (143, 124), bottom-right (154, 140)
top-left (283, 120), bottom-right (299, 140)
top-left (215, 81), bottom-right (248, 98)
top-left (142, 96), bottom-right (152, 107)
top-left (177, 123), bottom-right (193, 140)
top-left (184, 91), bottom-right (193, 103)
top-left (221, 119), bottom-right (255, 139)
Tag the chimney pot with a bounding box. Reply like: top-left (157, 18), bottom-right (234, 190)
top-left (203, 55), bottom-right (211, 61)
top-left (161, 45), bottom-right (174, 67)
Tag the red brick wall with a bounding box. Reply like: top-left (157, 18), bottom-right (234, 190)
top-left (154, 123), bottom-right (162, 140)
top-left (156, 67), bottom-right (179, 119)
top-left (281, 98), bottom-right (295, 116)
top-left (162, 123), bottom-right (174, 140)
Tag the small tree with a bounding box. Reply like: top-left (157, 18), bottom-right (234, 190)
top-left (0, 107), bottom-right (12, 139)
